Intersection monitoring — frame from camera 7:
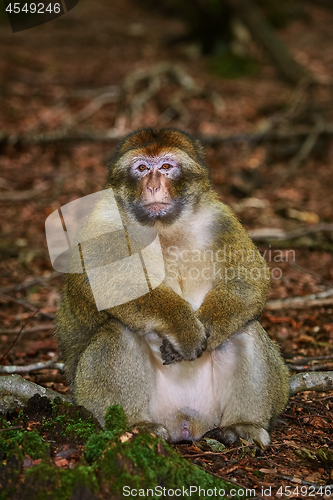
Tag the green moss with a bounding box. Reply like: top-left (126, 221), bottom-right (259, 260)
top-left (0, 401), bottom-right (250, 500)
top-left (23, 430), bottom-right (49, 459)
top-left (97, 431), bottom-right (245, 499)
top-left (24, 462), bottom-right (98, 500)
top-left (208, 52), bottom-right (259, 79)
top-left (42, 399), bottom-right (100, 441)
top-left (104, 404), bottom-right (127, 434)
top-left (84, 430), bottom-right (116, 462)
top-left (0, 429), bottom-right (48, 460)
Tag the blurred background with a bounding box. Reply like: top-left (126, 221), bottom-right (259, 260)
top-left (0, 0), bottom-right (333, 490)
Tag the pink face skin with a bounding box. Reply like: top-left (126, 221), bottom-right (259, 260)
top-left (130, 154), bottom-right (181, 218)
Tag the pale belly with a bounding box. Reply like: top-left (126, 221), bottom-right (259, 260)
top-left (146, 334), bottom-right (237, 442)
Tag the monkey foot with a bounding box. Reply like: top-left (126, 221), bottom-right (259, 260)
top-left (132, 422), bottom-right (170, 441)
top-left (220, 423), bottom-right (270, 449)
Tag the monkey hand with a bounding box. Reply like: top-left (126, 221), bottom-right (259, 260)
top-left (195, 308), bottom-right (229, 351)
top-left (159, 316), bottom-right (208, 365)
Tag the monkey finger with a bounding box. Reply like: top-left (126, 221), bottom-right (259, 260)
top-left (160, 338), bottom-right (183, 365)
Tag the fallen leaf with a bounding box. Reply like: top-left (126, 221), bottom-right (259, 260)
top-left (120, 432), bottom-right (133, 443)
top-left (259, 468), bottom-right (277, 474)
top-left (23, 455), bottom-right (41, 471)
top-left (204, 438), bottom-right (226, 452)
top-left (54, 457), bottom-right (69, 468)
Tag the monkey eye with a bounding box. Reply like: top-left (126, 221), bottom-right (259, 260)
top-left (161, 163), bottom-right (172, 170)
top-left (137, 164), bottom-right (147, 171)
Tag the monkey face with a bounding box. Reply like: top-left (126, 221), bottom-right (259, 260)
top-left (128, 153), bottom-right (183, 225)
top-left (107, 128), bottom-right (212, 226)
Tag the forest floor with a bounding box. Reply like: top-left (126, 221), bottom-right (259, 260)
top-left (0, 0), bottom-right (333, 498)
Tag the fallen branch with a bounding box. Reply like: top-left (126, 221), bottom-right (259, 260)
top-left (0, 359), bottom-right (64, 374)
top-left (0, 374), bottom-right (71, 413)
top-left (0, 181), bottom-right (52, 202)
top-left (2, 123), bottom-right (333, 147)
top-left (289, 371), bottom-right (333, 395)
top-left (0, 128), bottom-right (123, 146)
top-left (266, 288), bottom-right (333, 311)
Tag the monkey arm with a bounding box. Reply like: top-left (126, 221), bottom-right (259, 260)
top-left (109, 283), bottom-right (208, 362)
top-left (196, 278), bottom-right (269, 350)
top-left (65, 273), bottom-right (207, 363)
top-left (196, 209), bottom-right (270, 350)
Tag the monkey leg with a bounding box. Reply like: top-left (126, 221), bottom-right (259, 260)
top-left (217, 320), bottom-right (289, 448)
top-left (73, 321), bottom-right (170, 440)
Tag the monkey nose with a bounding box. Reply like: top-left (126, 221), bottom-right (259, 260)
top-left (147, 185), bottom-right (161, 194)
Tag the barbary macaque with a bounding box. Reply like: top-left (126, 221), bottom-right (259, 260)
top-left (56, 128), bottom-right (289, 446)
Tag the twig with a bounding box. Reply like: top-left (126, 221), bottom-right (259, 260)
top-left (63, 89), bottom-right (120, 128)
top-left (3, 271), bottom-right (62, 293)
top-left (254, 78), bottom-right (311, 141)
top-left (288, 363), bottom-right (333, 372)
top-left (182, 444), bottom-right (250, 458)
top-left (275, 115), bottom-right (324, 186)
top-left (0, 310), bottom-right (38, 364)
top-left (0, 128), bottom-right (123, 146)
top-left (0, 324), bottom-right (53, 335)
top-left (266, 288), bottom-right (333, 311)
top-left (277, 475), bottom-right (333, 492)
top-left (0, 426), bottom-right (23, 432)
top-left (117, 62), bottom-right (222, 126)
top-left (0, 177), bottom-right (17, 190)
top-left (67, 85), bottom-right (120, 99)
top-left (287, 120), bottom-right (322, 171)
top-left (290, 262), bottom-right (333, 287)
top-left (201, 123), bottom-right (333, 144)
top-left (0, 291), bottom-right (54, 319)
top-left (0, 181), bottom-right (52, 202)
top-left (248, 223), bottom-right (333, 241)
top-left (289, 371), bottom-right (333, 395)
top-left (287, 355), bottom-right (333, 364)
top-left (0, 359), bottom-right (64, 374)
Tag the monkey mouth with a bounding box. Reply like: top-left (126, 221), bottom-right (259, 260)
top-left (143, 202), bottom-right (172, 214)
top-left (132, 199), bottom-right (183, 225)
